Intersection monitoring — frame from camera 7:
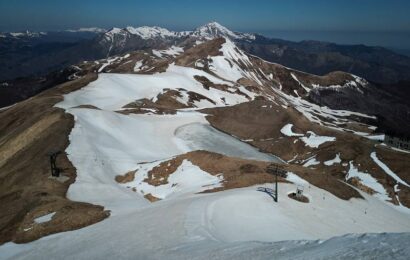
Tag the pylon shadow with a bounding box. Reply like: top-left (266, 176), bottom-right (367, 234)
top-left (257, 187), bottom-right (277, 201)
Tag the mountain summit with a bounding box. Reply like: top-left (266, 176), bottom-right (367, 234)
top-left (100, 22), bottom-right (255, 42)
top-left (191, 22), bottom-right (255, 40)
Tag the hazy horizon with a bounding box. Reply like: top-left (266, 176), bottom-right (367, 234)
top-left (2, 24), bottom-right (409, 56)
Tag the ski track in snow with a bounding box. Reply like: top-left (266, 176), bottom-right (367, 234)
top-left (2, 183), bottom-right (410, 259)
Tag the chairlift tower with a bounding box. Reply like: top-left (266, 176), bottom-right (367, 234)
top-left (266, 164), bottom-right (286, 202)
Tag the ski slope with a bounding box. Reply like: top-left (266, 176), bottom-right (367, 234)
top-left (1, 182), bottom-right (410, 259)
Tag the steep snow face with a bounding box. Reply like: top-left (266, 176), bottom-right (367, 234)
top-left (105, 27), bottom-right (125, 36)
top-left (208, 38), bottom-right (262, 84)
top-left (125, 26), bottom-right (177, 39)
top-left (192, 22), bottom-right (255, 40)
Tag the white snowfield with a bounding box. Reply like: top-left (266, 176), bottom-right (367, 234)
top-left (301, 131), bottom-right (336, 148)
top-left (280, 124), bottom-right (336, 148)
top-left (2, 40), bottom-right (410, 259)
top-left (122, 159), bottom-right (224, 200)
top-left (280, 123), bottom-right (304, 137)
top-left (2, 183), bottom-right (410, 259)
top-left (59, 63), bottom-right (250, 111)
top-left (209, 38), bottom-right (263, 85)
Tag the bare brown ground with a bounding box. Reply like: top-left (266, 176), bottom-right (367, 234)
top-left (249, 55), bottom-right (356, 97)
top-left (119, 88), bottom-right (218, 116)
top-left (0, 74), bottom-right (109, 244)
top-left (374, 145), bottom-right (410, 207)
top-left (128, 150), bottom-right (360, 202)
top-left (347, 177), bottom-right (376, 195)
top-left (102, 51), bottom-right (170, 74)
top-left (144, 193), bottom-right (161, 202)
top-left (115, 171), bottom-right (136, 183)
top-left (175, 38), bottom-right (224, 67)
top-left (202, 99), bottom-right (409, 203)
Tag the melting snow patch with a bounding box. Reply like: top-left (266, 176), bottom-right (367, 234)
top-left (346, 161), bottom-right (390, 201)
top-left (280, 124), bottom-right (304, 137)
top-left (132, 159), bottom-right (223, 200)
top-left (271, 87), bottom-right (376, 132)
top-left (370, 152), bottom-right (409, 187)
top-left (98, 57), bottom-right (119, 73)
top-left (303, 156), bottom-right (320, 167)
top-left (324, 153), bottom-right (341, 166)
top-left (291, 73), bottom-right (310, 93)
top-left (34, 212), bottom-right (56, 224)
top-left (286, 172), bottom-right (309, 186)
top-left (195, 59), bottom-right (205, 68)
top-left (300, 131), bottom-right (335, 148)
top-left (133, 60), bottom-right (143, 72)
top-left (365, 134), bottom-right (385, 141)
top-left (152, 46), bottom-right (184, 58)
top-left (209, 38), bottom-right (259, 83)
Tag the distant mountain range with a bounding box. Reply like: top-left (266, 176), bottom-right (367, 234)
top-left (1, 22), bottom-right (410, 85)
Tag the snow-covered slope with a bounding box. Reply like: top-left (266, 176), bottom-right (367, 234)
top-left (125, 26), bottom-right (178, 39)
top-left (1, 182), bottom-right (410, 259)
top-left (59, 63), bottom-right (251, 110)
top-left (100, 22), bottom-right (255, 42)
top-left (191, 22), bottom-right (255, 40)
top-left (1, 31), bottom-right (410, 259)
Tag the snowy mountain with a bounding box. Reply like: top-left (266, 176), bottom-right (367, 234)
top-left (125, 26), bottom-right (183, 39)
top-left (2, 21), bottom-right (410, 86)
top-left (4, 30), bottom-right (47, 38)
top-left (191, 21), bottom-right (255, 40)
top-left (99, 22), bottom-right (255, 42)
top-left (1, 34), bottom-right (410, 259)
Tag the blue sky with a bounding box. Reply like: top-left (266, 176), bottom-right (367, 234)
top-left (1, 0), bottom-right (410, 49)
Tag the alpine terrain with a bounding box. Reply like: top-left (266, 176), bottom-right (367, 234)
top-left (0, 22), bottom-right (410, 259)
